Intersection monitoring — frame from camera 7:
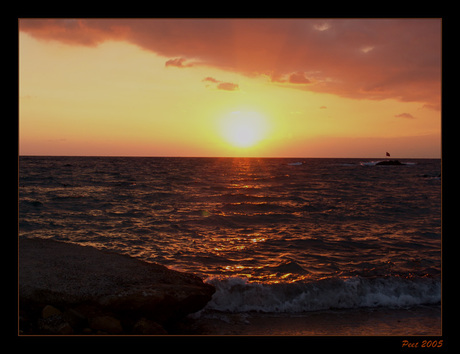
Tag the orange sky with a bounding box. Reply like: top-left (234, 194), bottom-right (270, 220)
top-left (19, 19), bottom-right (441, 158)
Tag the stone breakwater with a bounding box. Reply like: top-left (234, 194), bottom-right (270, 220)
top-left (19, 238), bottom-right (215, 335)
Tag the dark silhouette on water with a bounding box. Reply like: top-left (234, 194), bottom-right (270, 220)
top-left (375, 160), bottom-right (404, 166)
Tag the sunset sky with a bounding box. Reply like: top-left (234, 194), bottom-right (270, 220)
top-left (19, 19), bottom-right (441, 158)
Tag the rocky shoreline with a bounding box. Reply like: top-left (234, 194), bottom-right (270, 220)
top-left (19, 237), bottom-right (215, 335)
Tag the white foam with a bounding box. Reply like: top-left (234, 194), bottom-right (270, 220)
top-left (360, 161), bottom-right (380, 166)
top-left (360, 160), bottom-right (417, 167)
top-left (203, 276), bottom-right (440, 313)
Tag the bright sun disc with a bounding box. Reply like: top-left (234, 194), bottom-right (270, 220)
top-left (220, 111), bottom-right (268, 148)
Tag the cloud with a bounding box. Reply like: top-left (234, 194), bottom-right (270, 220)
top-left (394, 113), bottom-right (415, 119)
top-left (288, 72), bottom-right (311, 84)
top-left (360, 46), bottom-right (375, 54)
top-left (165, 57), bottom-right (194, 68)
top-left (18, 19), bottom-right (128, 46)
top-left (313, 22), bottom-right (331, 32)
top-left (319, 106), bottom-right (327, 109)
top-left (202, 77), bottom-right (220, 83)
top-left (202, 77), bottom-right (239, 91)
top-left (19, 19), bottom-right (441, 107)
top-left (217, 82), bottom-right (239, 91)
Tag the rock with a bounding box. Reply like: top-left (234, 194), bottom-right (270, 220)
top-left (42, 305), bottom-right (61, 318)
top-left (89, 315), bottom-right (123, 334)
top-left (63, 308), bottom-right (87, 329)
top-left (133, 318), bottom-right (168, 335)
top-left (57, 322), bottom-right (74, 335)
top-left (375, 160), bottom-right (404, 166)
top-left (19, 238), bottom-right (215, 328)
top-left (38, 315), bottom-right (74, 335)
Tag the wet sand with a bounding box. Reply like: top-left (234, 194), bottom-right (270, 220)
top-left (180, 306), bottom-right (441, 336)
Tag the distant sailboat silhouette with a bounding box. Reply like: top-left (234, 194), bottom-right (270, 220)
top-left (360, 152), bottom-right (403, 166)
top-left (375, 151), bottom-right (403, 165)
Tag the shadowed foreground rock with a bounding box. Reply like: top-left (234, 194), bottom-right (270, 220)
top-left (19, 237), bottom-right (215, 334)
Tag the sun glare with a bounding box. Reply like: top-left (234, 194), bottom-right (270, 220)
top-left (220, 111), bottom-right (269, 148)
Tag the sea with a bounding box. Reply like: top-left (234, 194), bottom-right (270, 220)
top-left (18, 156), bottom-right (442, 335)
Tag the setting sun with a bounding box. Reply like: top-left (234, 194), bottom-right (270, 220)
top-left (19, 19), bottom-right (442, 337)
top-left (220, 111), bottom-right (269, 148)
top-left (19, 19), bottom-right (440, 158)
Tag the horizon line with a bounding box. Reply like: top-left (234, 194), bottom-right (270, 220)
top-left (18, 154), bottom-right (441, 159)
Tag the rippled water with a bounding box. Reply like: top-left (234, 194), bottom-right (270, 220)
top-left (19, 156), bottom-right (441, 313)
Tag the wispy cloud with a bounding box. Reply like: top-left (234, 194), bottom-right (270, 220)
top-left (312, 21), bottom-right (331, 32)
top-left (165, 57), bottom-right (194, 68)
top-left (202, 77), bottom-right (239, 91)
top-left (217, 82), bottom-right (239, 91)
top-left (202, 77), bottom-right (220, 83)
top-left (394, 113), bottom-right (415, 119)
top-left (288, 72), bottom-right (312, 84)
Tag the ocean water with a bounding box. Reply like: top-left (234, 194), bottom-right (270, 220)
top-left (19, 156), bottom-right (441, 327)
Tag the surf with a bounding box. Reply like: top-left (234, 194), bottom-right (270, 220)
top-left (202, 275), bottom-right (441, 313)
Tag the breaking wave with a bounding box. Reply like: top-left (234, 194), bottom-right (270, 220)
top-left (203, 275), bottom-right (440, 313)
